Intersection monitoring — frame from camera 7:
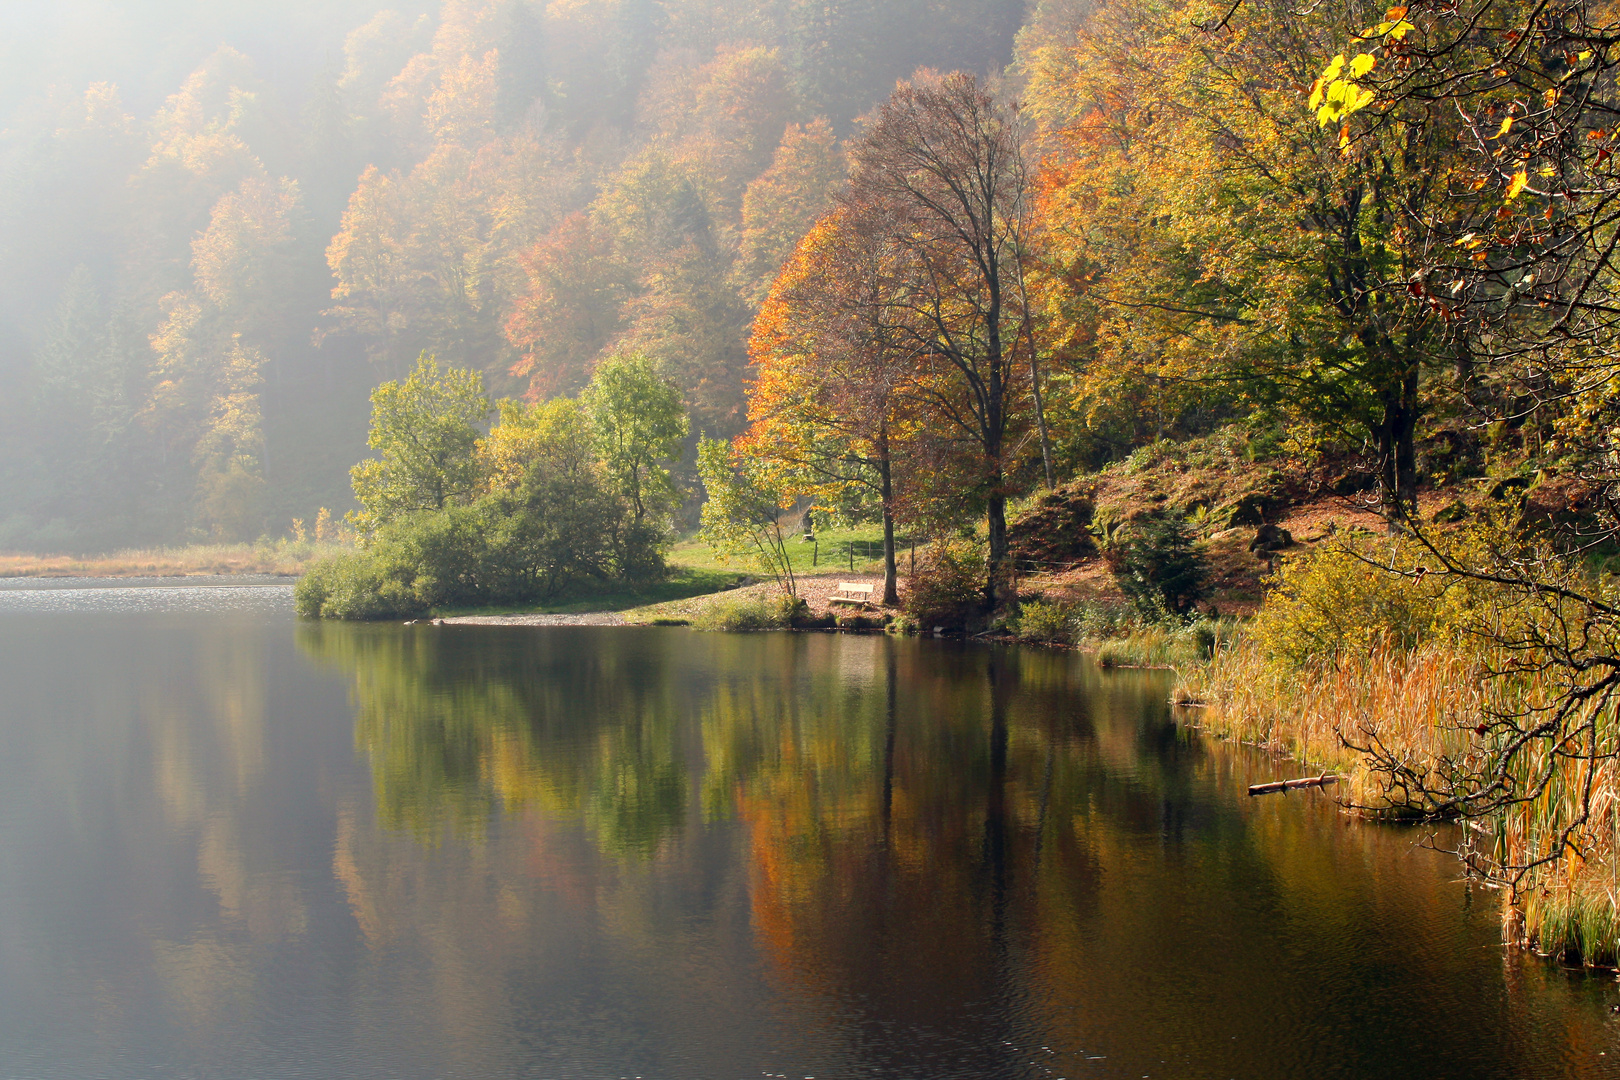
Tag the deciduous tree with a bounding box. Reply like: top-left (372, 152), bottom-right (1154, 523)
top-left (846, 70), bottom-right (1033, 607)
top-left (697, 435), bottom-right (799, 598)
top-left (580, 352), bottom-right (689, 525)
top-left (743, 207), bottom-right (917, 604)
top-left (737, 117), bottom-right (845, 302)
top-left (349, 353), bottom-right (491, 534)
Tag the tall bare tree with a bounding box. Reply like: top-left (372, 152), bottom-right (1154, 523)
top-left (846, 70), bottom-right (1032, 608)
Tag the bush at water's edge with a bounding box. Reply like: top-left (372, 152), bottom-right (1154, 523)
top-left (1177, 536), bottom-right (1620, 967)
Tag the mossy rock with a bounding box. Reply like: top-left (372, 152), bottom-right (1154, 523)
top-left (1432, 499), bottom-right (1469, 524)
top-left (1488, 474), bottom-right (1533, 501)
top-left (1247, 523), bottom-right (1293, 553)
top-left (1008, 486), bottom-right (1097, 565)
top-left (1328, 470), bottom-right (1377, 495)
top-left (1222, 490), bottom-right (1277, 527)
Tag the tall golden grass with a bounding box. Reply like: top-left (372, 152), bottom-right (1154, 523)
top-left (1180, 535), bottom-right (1620, 966)
top-left (0, 539), bottom-right (349, 578)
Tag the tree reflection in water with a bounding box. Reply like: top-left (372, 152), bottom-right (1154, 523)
top-left (297, 623), bottom-right (1620, 1079)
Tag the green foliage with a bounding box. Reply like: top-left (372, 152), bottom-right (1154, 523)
top-left (1091, 614), bottom-right (1237, 669)
top-left (302, 390), bottom-right (669, 619)
top-left (1114, 514), bottom-right (1209, 618)
top-left (294, 541), bottom-right (425, 620)
top-left (1250, 535), bottom-right (1494, 669)
top-left (696, 436), bottom-right (798, 597)
top-left (298, 476), bottom-right (667, 621)
top-left (1015, 594), bottom-right (1238, 667)
top-left (580, 352), bottom-right (688, 523)
top-left (349, 354), bottom-right (491, 535)
top-left (1015, 599), bottom-right (1074, 644)
top-left (902, 539), bottom-right (987, 629)
top-left (691, 597), bottom-right (784, 632)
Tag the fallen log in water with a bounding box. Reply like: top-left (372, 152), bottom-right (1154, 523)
top-left (1248, 773), bottom-right (1344, 797)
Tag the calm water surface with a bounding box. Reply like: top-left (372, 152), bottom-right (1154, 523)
top-left (1, 586), bottom-right (1618, 1079)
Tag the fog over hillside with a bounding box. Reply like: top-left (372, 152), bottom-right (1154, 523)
top-left (0, 0), bottom-right (1030, 551)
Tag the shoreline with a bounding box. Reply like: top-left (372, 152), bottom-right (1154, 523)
top-left (6, 570), bottom-right (1198, 672)
top-left (438, 611), bottom-right (627, 626)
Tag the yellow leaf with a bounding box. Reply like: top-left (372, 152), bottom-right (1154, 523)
top-left (1506, 168), bottom-right (1529, 200)
top-left (1339, 126), bottom-right (1351, 152)
top-left (1308, 78), bottom-right (1326, 111)
top-left (1349, 53), bottom-right (1377, 78)
top-left (1347, 86), bottom-right (1376, 115)
top-left (1321, 54), bottom-right (1346, 83)
top-left (1386, 20), bottom-right (1414, 40)
top-left (1492, 115), bottom-right (1514, 139)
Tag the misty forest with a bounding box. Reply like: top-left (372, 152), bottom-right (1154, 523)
top-left (0, 0), bottom-right (1032, 551)
top-left (19, 0), bottom-right (1620, 1037)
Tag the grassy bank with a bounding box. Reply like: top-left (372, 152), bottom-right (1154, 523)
top-left (666, 521), bottom-right (912, 577)
top-left (1176, 537), bottom-right (1620, 967)
top-left (0, 539), bottom-right (349, 578)
top-left (1011, 598), bottom-right (1238, 669)
top-left (433, 567), bottom-right (743, 618)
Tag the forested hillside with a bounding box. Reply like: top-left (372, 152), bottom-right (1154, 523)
top-left (0, 0), bottom-right (1026, 550)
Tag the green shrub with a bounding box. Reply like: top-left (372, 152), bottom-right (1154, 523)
top-left (1072, 601), bottom-right (1128, 639)
top-left (903, 539), bottom-right (986, 629)
top-left (1086, 616), bottom-right (1238, 669)
top-left (692, 598), bottom-right (782, 631)
top-left (1095, 640), bottom-right (1128, 668)
top-left (1250, 533), bottom-right (1497, 668)
top-left (294, 546), bottom-right (426, 620)
top-left (774, 594), bottom-right (811, 626)
top-left (1016, 599), bottom-right (1074, 644)
top-left (297, 456), bottom-right (669, 620)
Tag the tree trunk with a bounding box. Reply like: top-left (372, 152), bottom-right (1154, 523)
top-left (1030, 347), bottom-right (1054, 490)
top-left (986, 485), bottom-right (1011, 610)
top-left (880, 458), bottom-right (899, 607)
top-left (1375, 359), bottom-right (1421, 533)
top-left (1397, 359), bottom-right (1419, 516)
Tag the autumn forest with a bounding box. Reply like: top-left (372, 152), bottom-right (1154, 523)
top-left (14, 0), bottom-right (1620, 990)
top-left (0, 0), bottom-right (1033, 551)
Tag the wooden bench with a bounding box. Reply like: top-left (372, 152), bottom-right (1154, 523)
top-left (828, 581), bottom-right (875, 608)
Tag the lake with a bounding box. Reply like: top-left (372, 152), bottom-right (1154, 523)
top-left (0, 583), bottom-right (1617, 1078)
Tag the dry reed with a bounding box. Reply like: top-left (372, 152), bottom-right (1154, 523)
top-left (0, 540), bottom-right (347, 578)
top-left (1182, 633), bottom-right (1620, 965)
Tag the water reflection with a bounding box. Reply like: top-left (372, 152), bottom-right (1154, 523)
top-left (300, 624), bottom-right (1620, 1079)
top-left (4, 611), bottom-right (1619, 1079)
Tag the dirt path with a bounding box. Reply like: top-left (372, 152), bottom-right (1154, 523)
top-left (438, 612), bottom-right (627, 626)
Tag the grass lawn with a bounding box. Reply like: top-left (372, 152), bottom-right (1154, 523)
top-left (0, 526), bottom-right (921, 621)
top-left (429, 566), bottom-right (744, 618)
top-left (665, 522), bottom-right (918, 578)
top-left (432, 524), bottom-right (917, 620)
